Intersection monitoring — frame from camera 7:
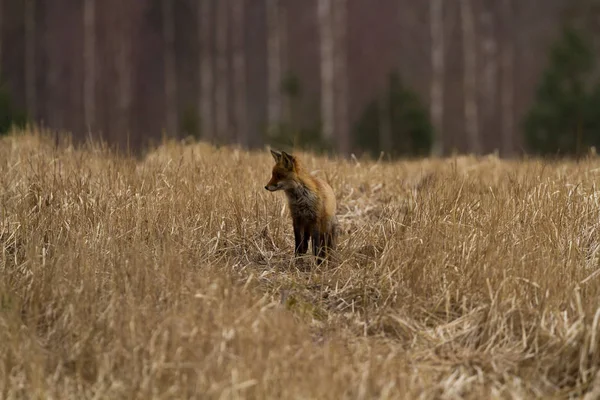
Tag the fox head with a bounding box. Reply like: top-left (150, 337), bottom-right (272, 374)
top-left (265, 150), bottom-right (299, 192)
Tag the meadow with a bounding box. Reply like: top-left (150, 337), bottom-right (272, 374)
top-left (2, 130), bottom-right (600, 399)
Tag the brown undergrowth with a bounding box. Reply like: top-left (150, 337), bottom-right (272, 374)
top-left (2, 130), bottom-right (600, 399)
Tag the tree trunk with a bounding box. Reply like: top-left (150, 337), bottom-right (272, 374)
top-left (266, 0), bottom-right (282, 131)
top-left (460, 0), bottom-right (481, 154)
top-left (0, 0), bottom-right (3, 78)
top-left (500, 0), bottom-right (514, 157)
top-left (199, 0), bottom-right (214, 140)
top-left (430, 0), bottom-right (445, 156)
top-left (480, 1), bottom-right (498, 154)
top-left (215, 0), bottom-right (229, 142)
top-left (318, 0), bottom-right (335, 141)
top-left (25, 0), bottom-right (36, 120)
top-left (163, 0), bottom-right (178, 137)
top-left (232, 0), bottom-right (247, 146)
top-left (83, 0), bottom-right (95, 131)
top-left (279, 3), bottom-right (290, 126)
top-left (117, 3), bottom-right (132, 147)
top-left (333, 0), bottom-right (349, 155)
top-left (45, 4), bottom-right (63, 133)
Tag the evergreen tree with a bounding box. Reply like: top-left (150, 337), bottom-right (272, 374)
top-left (353, 99), bottom-right (380, 157)
top-left (387, 71), bottom-right (434, 156)
top-left (524, 26), bottom-right (599, 156)
top-left (354, 70), bottom-right (434, 159)
top-left (0, 81), bottom-right (27, 136)
top-left (266, 71), bottom-right (333, 154)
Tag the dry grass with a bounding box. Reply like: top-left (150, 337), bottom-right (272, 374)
top-left (2, 130), bottom-right (600, 399)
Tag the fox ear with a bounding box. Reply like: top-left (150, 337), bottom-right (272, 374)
top-left (281, 151), bottom-right (295, 169)
top-left (270, 149), bottom-right (282, 162)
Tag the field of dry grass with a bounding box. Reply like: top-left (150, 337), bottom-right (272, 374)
top-left (2, 130), bottom-right (600, 399)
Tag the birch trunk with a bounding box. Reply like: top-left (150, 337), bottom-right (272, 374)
top-left (500, 0), bottom-right (514, 157)
top-left (25, 0), bottom-right (36, 120)
top-left (199, 0), bottom-right (214, 140)
top-left (318, 0), bottom-right (335, 141)
top-left (163, 0), bottom-right (178, 137)
top-left (430, 0), bottom-right (444, 156)
top-left (460, 0), bottom-right (481, 154)
top-left (266, 0), bottom-right (282, 129)
top-left (215, 0), bottom-right (229, 141)
top-left (333, 0), bottom-right (349, 155)
top-left (232, 0), bottom-right (247, 146)
top-left (84, 0), bottom-right (95, 131)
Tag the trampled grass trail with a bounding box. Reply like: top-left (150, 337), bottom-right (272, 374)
top-left (2, 130), bottom-right (600, 399)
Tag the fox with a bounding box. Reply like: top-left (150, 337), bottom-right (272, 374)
top-left (265, 150), bottom-right (338, 264)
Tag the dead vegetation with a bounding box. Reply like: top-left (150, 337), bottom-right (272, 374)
top-left (2, 130), bottom-right (600, 398)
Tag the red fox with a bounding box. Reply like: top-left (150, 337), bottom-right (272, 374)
top-left (265, 150), bottom-right (338, 264)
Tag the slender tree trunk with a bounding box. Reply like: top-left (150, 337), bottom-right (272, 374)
top-left (480, 2), bottom-right (498, 154)
top-left (266, 0), bottom-right (282, 130)
top-left (215, 0), bottom-right (229, 142)
top-left (333, 0), bottom-right (349, 155)
top-left (117, 5), bottom-right (132, 147)
top-left (199, 0), bottom-right (214, 140)
top-left (460, 0), bottom-right (481, 154)
top-left (318, 0), bottom-right (335, 141)
top-left (279, 3), bottom-right (291, 126)
top-left (163, 0), bottom-right (178, 137)
top-left (0, 0), bottom-right (3, 78)
top-left (430, 0), bottom-right (445, 156)
top-left (45, 5), bottom-right (62, 132)
top-left (232, 0), bottom-right (247, 146)
top-left (83, 0), bottom-right (96, 131)
top-left (25, 0), bottom-right (36, 120)
top-left (500, 0), bottom-right (514, 157)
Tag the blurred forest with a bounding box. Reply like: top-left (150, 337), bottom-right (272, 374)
top-left (1, 0), bottom-right (600, 157)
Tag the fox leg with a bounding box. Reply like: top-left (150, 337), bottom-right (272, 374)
top-left (311, 229), bottom-right (320, 257)
top-left (294, 222), bottom-right (309, 255)
top-left (293, 224), bottom-right (302, 255)
top-left (323, 232), bottom-right (332, 258)
top-left (312, 229), bottom-right (326, 264)
top-left (327, 217), bottom-right (338, 251)
top-left (317, 218), bottom-right (337, 262)
top-left (302, 226), bottom-right (311, 254)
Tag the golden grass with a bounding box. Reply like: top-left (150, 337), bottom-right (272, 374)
top-left (2, 130), bottom-right (600, 399)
